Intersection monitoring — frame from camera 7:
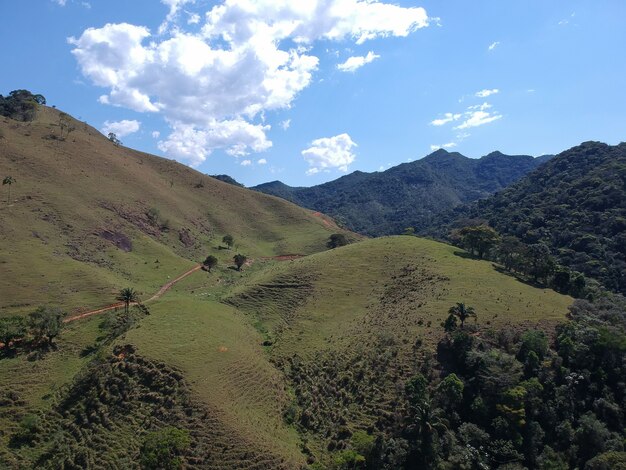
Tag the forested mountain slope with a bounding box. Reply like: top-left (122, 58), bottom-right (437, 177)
top-left (253, 150), bottom-right (551, 236)
top-left (422, 142), bottom-right (626, 294)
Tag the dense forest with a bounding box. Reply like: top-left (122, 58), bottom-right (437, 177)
top-left (422, 142), bottom-right (626, 295)
top-left (253, 150), bottom-right (551, 236)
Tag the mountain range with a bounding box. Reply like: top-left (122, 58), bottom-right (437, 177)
top-left (253, 150), bottom-right (552, 236)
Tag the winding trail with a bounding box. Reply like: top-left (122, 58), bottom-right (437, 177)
top-left (63, 264), bottom-right (202, 323)
top-left (62, 254), bottom-right (306, 324)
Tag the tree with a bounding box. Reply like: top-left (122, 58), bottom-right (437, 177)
top-left (448, 303), bottom-right (477, 329)
top-left (459, 225), bottom-right (500, 259)
top-left (327, 233), bottom-right (348, 249)
top-left (116, 287), bottom-right (139, 315)
top-left (28, 306), bottom-right (63, 346)
top-left (0, 316), bottom-right (27, 354)
top-left (140, 427), bottom-right (191, 470)
top-left (498, 236), bottom-right (526, 272)
top-left (233, 254), bottom-right (247, 271)
top-left (3, 176), bottom-right (15, 205)
top-left (203, 255), bottom-right (218, 272)
top-left (526, 243), bottom-right (555, 283)
top-left (107, 132), bottom-right (121, 146)
top-left (222, 234), bottom-right (234, 249)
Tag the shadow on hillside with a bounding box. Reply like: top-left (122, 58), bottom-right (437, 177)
top-left (453, 250), bottom-right (478, 260)
top-left (453, 251), bottom-right (550, 290)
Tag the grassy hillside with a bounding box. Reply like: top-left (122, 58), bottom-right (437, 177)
top-left (253, 150), bottom-right (551, 236)
top-left (224, 236), bottom-right (572, 462)
top-left (0, 106), bottom-right (342, 316)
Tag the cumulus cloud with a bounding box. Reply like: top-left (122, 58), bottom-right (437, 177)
top-left (475, 88), bottom-right (499, 98)
top-left (302, 133), bottom-right (357, 175)
top-left (240, 159), bottom-right (252, 166)
top-left (257, 158), bottom-right (267, 164)
top-left (280, 119), bottom-right (291, 130)
top-left (152, 131), bottom-right (161, 138)
top-left (337, 51), bottom-right (380, 72)
top-left (488, 41), bottom-right (499, 51)
top-left (69, 0), bottom-right (431, 166)
top-left (101, 119), bottom-right (141, 137)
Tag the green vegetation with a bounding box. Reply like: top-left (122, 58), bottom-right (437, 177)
top-left (254, 149), bottom-right (550, 235)
top-left (116, 287), bottom-right (139, 314)
top-left (0, 90), bottom-right (45, 122)
top-left (426, 142), bottom-right (626, 294)
top-left (1, 101), bottom-right (622, 469)
top-left (233, 253), bottom-right (247, 271)
top-left (140, 427), bottom-right (190, 470)
top-left (223, 234), bottom-right (234, 249)
top-left (202, 254), bottom-right (218, 272)
top-left (327, 233), bottom-right (349, 249)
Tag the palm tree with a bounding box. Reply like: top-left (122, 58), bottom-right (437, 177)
top-left (408, 399), bottom-right (449, 467)
top-left (116, 288), bottom-right (139, 315)
top-left (448, 302), bottom-right (476, 329)
top-left (2, 176), bottom-right (15, 205)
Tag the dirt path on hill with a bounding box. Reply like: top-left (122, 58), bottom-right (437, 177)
top-left (63, 264), bottom-right (202, 323)
top-left (62, 254), bottom-right (305, 324)
top-left (312, 211), bottom-right (337, 229)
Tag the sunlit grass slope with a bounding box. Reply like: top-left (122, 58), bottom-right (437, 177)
top-left (0, 106), bottom-right (342, 316)
top-left (227, 236), bottom-right (573, 358)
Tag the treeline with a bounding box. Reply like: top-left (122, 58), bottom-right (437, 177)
top-left (452, 224), bottom-right (590, 298)
top-left (0, 89), bottom-right (46, 122)
top-left (325, 295), bottom-right (626, 469)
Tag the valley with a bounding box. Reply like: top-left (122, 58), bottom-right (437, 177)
top-left (1, 99), bottom-right (624, 469)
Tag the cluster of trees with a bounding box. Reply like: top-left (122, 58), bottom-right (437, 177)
top-left (455, 224), bottom-right (589, 297)
top-left (0, 307), bottom-right (64, 357)
top-left (0, 89), bottom-right (45, 121)
top-left (343, 296), bottom-right (626, 469)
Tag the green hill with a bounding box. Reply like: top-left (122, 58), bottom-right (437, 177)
top-left (253, 150), bottom-right (552, 236)
top-left (0, 106), bottom-right (342, 316)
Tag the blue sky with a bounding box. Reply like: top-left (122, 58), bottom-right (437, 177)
top-left (1, 1), bottom-right (624, 187)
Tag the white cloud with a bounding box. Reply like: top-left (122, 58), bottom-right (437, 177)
top-left (257, 158), bottom-right (267, 164)
top-left (431, 113), bottom-right (461, 126)
top-left (53, 0), bottom-right (67, 5)
top-left (475, 88), bottom-right (499, 98)
top-left (454, 110), bottom-right (502, 130)
top-left (101, 119), bottom-right (141, 137)
top-left (280, 119), bottom-right (291, 130)
top-left (69, 0), bottom-right (431, 166)
top-left (337, 51), bottom-right (380, 72)
top-left (488, 41), bottom-right (499, 51)
top-left (240, 159), bottom-right (252, 166)
top-left (187, 13), bottom-right (200, 25)
top-left (157, 120), bottom-right (271, 167)
top-left (429, 142), bottom-right (457, 151)
top-left (302, 133), bottom-right (357, 175)
top-left (152, 131), bottom-right (161, 138)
